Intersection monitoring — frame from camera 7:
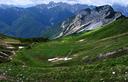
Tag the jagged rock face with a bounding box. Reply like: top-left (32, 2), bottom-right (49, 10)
top-left (0, 40), bottom-right (15, 62)
top-left (56, 5), bottom-right (123, 38)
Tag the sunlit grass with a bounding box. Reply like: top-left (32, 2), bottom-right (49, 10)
top-left (0, 18), bottom-right (128, 81)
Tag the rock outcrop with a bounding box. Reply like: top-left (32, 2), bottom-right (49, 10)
top-left (0, 40), bottom-right (15, 62)
top-left (55, 5), bottom-right (124, 38)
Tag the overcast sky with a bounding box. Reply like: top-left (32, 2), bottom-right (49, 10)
top-left (0, 0), bottom-right (127, 6)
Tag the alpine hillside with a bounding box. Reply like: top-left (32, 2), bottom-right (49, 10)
top-left (52, 5), bottom-right (124, 39)
top-left (0, 2), bottom-right (127, 38)
top-left (0, 17), bottom-right (127, 82)
top-left (0, 2), bottom-right (92, 38)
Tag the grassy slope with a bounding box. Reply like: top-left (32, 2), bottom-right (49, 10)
top-left (0, 18), bottom-right (128, 82)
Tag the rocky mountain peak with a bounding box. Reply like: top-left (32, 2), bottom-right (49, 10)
top-left (96, 5), bottom-right (113, 11)
top-left (54, 5), bottom-right (124, 38)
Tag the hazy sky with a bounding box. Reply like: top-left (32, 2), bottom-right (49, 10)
top-left (0, 0), bottom-right (127, 6)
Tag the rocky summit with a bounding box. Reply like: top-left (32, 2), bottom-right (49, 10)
top-left (55, 5), bottom-right (123, 38)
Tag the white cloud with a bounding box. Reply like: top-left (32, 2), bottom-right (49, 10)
top-left (0, 0), bottom-right (127, 6)
top-left (78, 0), bottom-right (128, 6)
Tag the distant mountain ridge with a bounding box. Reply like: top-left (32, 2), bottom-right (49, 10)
top-left (53, 5), bottom-right (124, 39)
top-left (0, 2), bottom-right (126, 38)
top-left (0, 2), bottom-right (92, 38)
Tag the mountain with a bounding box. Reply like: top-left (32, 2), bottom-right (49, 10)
top-left (27, 2), bottom-right (94, 26)
top-left (53, 5), bottom-right (123, 39)
top-left (0, 2), bottom-right (126, 38)
top-left (0, 2), bottom-right (91, 38)
top-left (0, 17), bottom-right (128, 81)
top-left (0, 3), bottom-right (128, 82)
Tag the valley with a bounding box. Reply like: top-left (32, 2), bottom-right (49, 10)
top-left (0, 17), bottom-right (128, 82)
top-left (0, 1), bottom-right (127, 81)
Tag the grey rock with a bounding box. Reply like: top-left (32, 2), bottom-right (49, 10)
top-left (54, 5), bottom-right (123, 38)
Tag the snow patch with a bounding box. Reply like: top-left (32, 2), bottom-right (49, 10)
top-left (78, 39), bottom-right (84, 42)
top-left (18, 46), bottom-right (24, 49)
top-left (7, 46), bottom-right (15, 49)
top-left (48, 57), bottom-right (72, 62)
